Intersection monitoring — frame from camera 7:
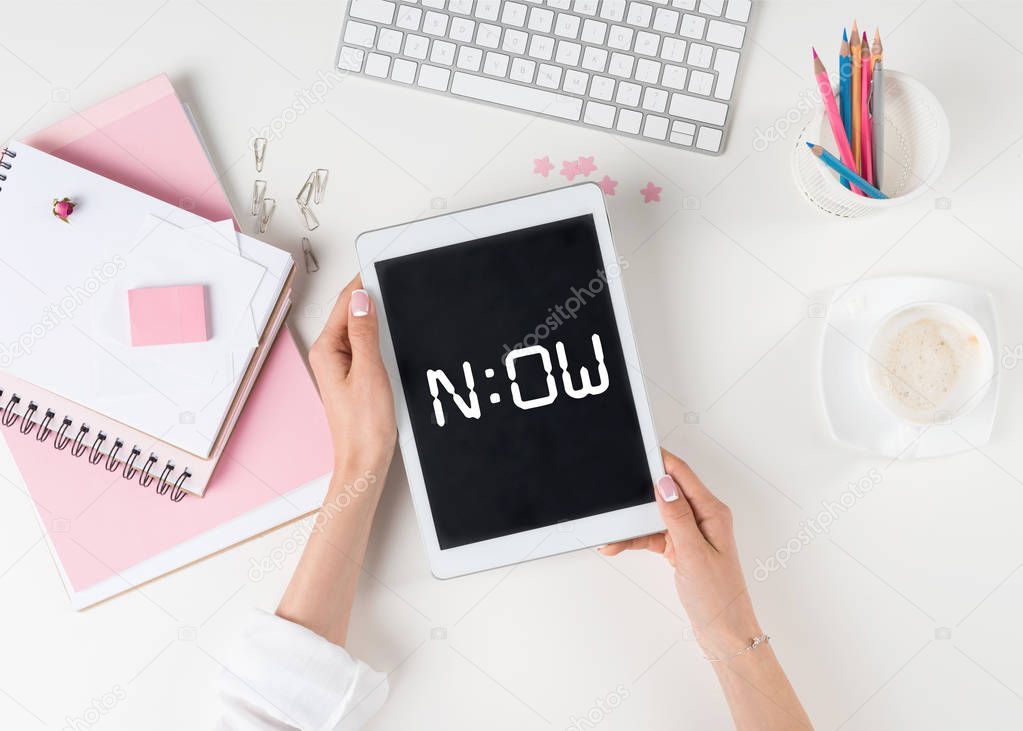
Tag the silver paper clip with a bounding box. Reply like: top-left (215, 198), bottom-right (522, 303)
top-left (297, 172), bottom-right (315, 207)
top-left (301, 237), bottom-right (320, 273)
top-left (251, 179), bottom-right (267, 216)
top-left (258, 197), bottom-right (276, 234)
top-left (299, 204), bottom-right (320, 231)
top-left (313, 169), bottom-right (328, 204)
top-left (253, 138), bottom-right (267, 173)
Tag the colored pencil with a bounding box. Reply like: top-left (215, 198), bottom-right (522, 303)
top-left (850, 19), bottom-right (861, 175)
top-left (871, 29), bottom-right (885, 187)
top-left (838, 31), bottom-right (852, 188)
top-left (860, 33), bottom-right (874, 186)
top-left (806, 143), bottom-right (888, 199)
top-left (812, 48), bottom-right (861, 194)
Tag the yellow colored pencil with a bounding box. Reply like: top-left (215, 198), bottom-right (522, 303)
top-left (851, 19), bottom-right (861, 174)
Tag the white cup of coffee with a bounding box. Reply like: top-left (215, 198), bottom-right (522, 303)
top-left (867, 303), bottom-right (994, 425)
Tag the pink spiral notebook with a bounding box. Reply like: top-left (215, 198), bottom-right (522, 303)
top-left (3, 75), bottom-right (335, 609)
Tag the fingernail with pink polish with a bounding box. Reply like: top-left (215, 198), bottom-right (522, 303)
top-left (351, 289), bottom-right (370, 317)
top-left (656, 475), bottom-right (679, 502)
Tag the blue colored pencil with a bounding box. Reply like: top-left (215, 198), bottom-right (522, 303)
top-left (806, 142), bottom-right (888, 199)
top-left (838, 31), bottom-right (852, 189)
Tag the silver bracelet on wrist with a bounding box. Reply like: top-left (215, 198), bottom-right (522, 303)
top-left (705, 634), bottom-right (770, 663)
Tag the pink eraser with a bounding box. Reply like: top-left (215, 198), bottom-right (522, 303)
top-left (128, 285), bottom-right (209, 347)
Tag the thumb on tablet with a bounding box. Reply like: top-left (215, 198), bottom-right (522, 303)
top-left (347, 288), bottom-right (383, 365)
top-left (654, 473), bottom-right (704, 552)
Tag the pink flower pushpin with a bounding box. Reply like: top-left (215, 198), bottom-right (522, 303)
top-left (52, 197), bottom-right (76, 223)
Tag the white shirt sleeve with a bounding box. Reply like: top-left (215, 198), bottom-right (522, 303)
top-left (215, 609), bottom-right (388, 731)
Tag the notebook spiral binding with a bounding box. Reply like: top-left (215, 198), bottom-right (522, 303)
top-left (0, 386), bottom-right (191, 502)
top-left (0, 146), bottom-right (15, 191)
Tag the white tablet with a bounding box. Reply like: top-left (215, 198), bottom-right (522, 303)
top-left (357, 183), bottom-right (663, 578)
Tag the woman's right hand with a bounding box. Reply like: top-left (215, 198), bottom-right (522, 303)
top-left (600, 450), bottom-right (762, 660)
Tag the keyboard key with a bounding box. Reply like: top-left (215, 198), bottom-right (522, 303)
top-left (608, 25), bottom-right (633, 49)
top-left (503, 29), bottom-right (528, 52)
top-left (634, 58), bottom-right (660, 83)
top-left (536, 63), bottom-right (562, 87)
top-left (365, 52), bottom-right (391, 77)
top-left (422, 0), bottom-right (446, 7)
top-left (349, 0), bottom-right (396, 24)
top-left (475, 0), bottom-right (501, 18)
top-left (450, 72), bottom-right (583, 119)
top-left (396, 5), bottom-right (422, 28)
top-left (510, 57), bottom-right (537, 81)
top-left (687, 69), bottom-right (713, 95)
top-left (556, 40), bottom-right (582, 65)
top-left (581, 18), bottom-right (608, 43)
top-left (483, 51), bottom-right (510, 76)
top-left (528, 7), bottom-right (555, 31)
top-left (696, 125), bottom-right (723, 151)
top-left (668, 92), bottom-right (727, 124)
top-left (431, 39), bottom-right (456, 64)
top-left (706, 19), bottom-right (745, 47)
top-left (391, 57), bottom-right (418, 83)
top-left (724, 0), bottom-right (750, 22)
top-left (616, 108), bottom-right (642, 133)
top-left (583, 100), bottom-right (616, 127)
top-left (634, 30), bottom-right (659, 56)
top-left (547, 0), bottom-right (571, 7)
top-left (713, 48), bottom-right (739, 99)
top-left (698, 0), bottom-right (723, 15)
top-left (450, 17), bottom-right (476, 40)
top-left (574, 0), bottom-right (600, 14)
top-left (378, 27), bottom-right (404, 52)
top-left (338, 46), bottom-right (365, 71)
top-left (652, 7), bottom-right (678, 32)
top-left (661, 64), bottom-right (686, 89)
top-left (344, 20), bottom-right (377, 46)
top-left (590, 75), bottom-right (615, 99)
top-left (562, 68), bottom-right (589, 94)
top-left (554, 13), bottom-right (581, 37)
top-left (423, 11), bottom-right (449, 34)
top-left (477, 23), bottom-right (502, 47)
top-left (687, 43), bottom-right (712, 67)
top-left (643, 115), bottom-right (669, 140)
top-left (599, 0), bottom-right (626, 20)
top-left (418, 63), bottom-right (451, 89)
top-left (582, 46), bottom-right (608, 71)
top-left (679, 13), bottom-right (705, 37)
top-left (405, 34), bottom-right (430, 58)
top-left (671, 0), bottom-right (696, 7)
top-left (660, 36), bottom-right (686, 61)
top-left (625, 2), bottom-right (652, 26)
top-left (456, 45), bottom-right (483, 70)
top-left (529, 34), bottom-right (556, 60)
top-left (616, 80), bottom-right (641, 105)
top-left (502, 1), bottom-right (529, 24)
top-left (608, 52), bottom-right (635, 77)
top-left (448, 0), bottom-right (473, 13)
top-left (671, 119), bottom-right (696, 138)
top-left (641, 86), bottom-right (668, 112)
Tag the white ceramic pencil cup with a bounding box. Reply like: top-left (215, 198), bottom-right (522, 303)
top-left (792, 71), bottom-right (950, 218)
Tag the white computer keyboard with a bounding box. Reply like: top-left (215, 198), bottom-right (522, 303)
top-left (336, 0), bottom-right (751, 154)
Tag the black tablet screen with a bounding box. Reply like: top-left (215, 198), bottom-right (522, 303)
top-left (375, 214), bottom-right (653, 549)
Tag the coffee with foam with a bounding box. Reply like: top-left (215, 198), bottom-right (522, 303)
top-left (867, 304), bottom-right (993, 424)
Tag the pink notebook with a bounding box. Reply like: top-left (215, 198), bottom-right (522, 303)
top-left (4, 75), bottom-right (335, 609)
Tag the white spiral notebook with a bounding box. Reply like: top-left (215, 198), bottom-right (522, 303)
top-left (0, 142), bottom-right (294, 498)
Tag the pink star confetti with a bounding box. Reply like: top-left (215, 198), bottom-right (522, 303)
top-left (597, 175), bottom-right (618, 195)
top-left (577, 156), bottom-right (597, 176)
top-left (560, 159), bottom-right (581, 181)
top-left (640, 181), bottom-right (662, 203)
top-left (533, 156), bottom-right (554, 177)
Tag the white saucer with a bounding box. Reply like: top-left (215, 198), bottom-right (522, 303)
top-left (820, 277), bottom-right (999, 458)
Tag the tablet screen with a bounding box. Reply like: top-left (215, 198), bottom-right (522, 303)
top-left (376, 214), bottom-right (652, 549)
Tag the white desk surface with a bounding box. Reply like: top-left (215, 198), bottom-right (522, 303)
top-left (2, 1), bottom-right (1022, 729)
